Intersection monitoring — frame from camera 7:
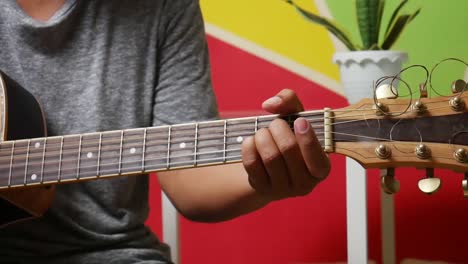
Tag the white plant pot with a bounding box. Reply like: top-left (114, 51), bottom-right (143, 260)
top-left (333, 50), bottom-right (408, 104)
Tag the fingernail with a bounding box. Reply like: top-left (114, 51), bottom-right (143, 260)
top-left (263, 96), bottom-right (282, 107)
top-left (294, 118), bottom-right (310, 134)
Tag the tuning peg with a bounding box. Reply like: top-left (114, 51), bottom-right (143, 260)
top-left (450, 96), bottom-right (466, 112)
top-left (376, 84), bottom-right (398, 100)
top-left (380, 168), bottom-right (399, 194)
top-left (451, 79), bottom-right (467, 93)
top-left (419, 83), bottom-right (428, 98)
top-left (418, 169), bottom-right (441, 195)
top-left (462, 173), bottom-right (468, 198)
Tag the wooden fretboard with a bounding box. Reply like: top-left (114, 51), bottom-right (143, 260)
top-left (0, 110), bottom-right (327, 189)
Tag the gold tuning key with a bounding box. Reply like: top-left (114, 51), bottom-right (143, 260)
top-left (419, 83), bottom-right (428, 98)
top-left (381, 168), bottom-right (399, 194)
top-left (418, 169), bottom-right (441, 195)
top-left (463, 173), bottom-right (468, 198)
top-left (452, 79), bottom-right (467, 93)
top-left (375, 84), bottom-right (398, 100)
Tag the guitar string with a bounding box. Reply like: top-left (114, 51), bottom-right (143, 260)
top-left (0, 103), bottom-right (435, 155)
top-left (0, 103), bottom-right (458, 175)
top-left (0, 118), bottom-right (325, 154)
top-left (1, 121), bottom-right (460, 184)
top-left (0, 129), bottom-right (401, 181)
top-left (0, 105), bottom-right (454, 163)
top-left (0, 102), bottom-right (452, 159)
top-left (0, 100), bottom-right (453, 153)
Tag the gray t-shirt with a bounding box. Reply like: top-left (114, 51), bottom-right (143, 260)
top-left (0, 0), bottom-right (218, 263)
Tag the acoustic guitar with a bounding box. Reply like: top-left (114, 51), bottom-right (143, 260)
top-left (0, 71), bottom-right (466, 228)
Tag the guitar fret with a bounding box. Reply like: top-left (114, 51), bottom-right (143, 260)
top-left (76, 135), bottom-right (83, 179)
top-left (58, 136), bottom-right (64, 182)
top-left (255, 117), bottom-right (259, 132)
top-left (8, 141), bottom-right (14, 187)
top-left (166, 126), bottom-right (172, 169)
top-left (97, 133), bottom-right (102, 176)
top-left (40, 138), bottom-right (47, 183)
top-left (118, 130), bottom-right (124, 174)
top-left (223, 120), bottom-right (227, 163)
top-left (142, 128), bottom-right (147, 172)
top-left (194, 123), bottom-right (199, 166)
top-left (24, 140), bottom-right (31, 185)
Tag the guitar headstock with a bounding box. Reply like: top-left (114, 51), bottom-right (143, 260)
top-left (331, 82), bottom-right (468, 196)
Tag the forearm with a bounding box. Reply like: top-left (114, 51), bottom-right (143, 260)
top-left (157, 163), bottom-right (271, 222)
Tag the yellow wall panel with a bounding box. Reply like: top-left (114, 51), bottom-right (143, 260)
top-left (200, 0), bottom-right (340, 81)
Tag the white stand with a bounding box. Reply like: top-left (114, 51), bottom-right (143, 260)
top-left (346, 158), bottom-right (396, 264)
top-left (162, 192), bottom-right (181, 264)
top-left (346, 157), bottom-right (369, 263)
top-left (381, 169), bottom-right (396, 264)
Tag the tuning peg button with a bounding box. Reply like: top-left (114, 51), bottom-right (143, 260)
top-left (375, 144), bottom-right (391, 159)
top-left (452, 79), bottom-right (467, 93)
top-left (415, 144), bottom-right (431, 159)
top-left (463, 173), bottom-right (468, 198)
top-left (376, 84), bottom-right (398, 99)
top-left (455, 148), bottom-right (468, 163)
top-left (381, 168), bottom-right (399, 194)
top-left (418, 169), bottom-right (441, 195)
top-left (450, 96), bottom-right (465, 112)
top-left (412, 100), bottom-right (427, 114)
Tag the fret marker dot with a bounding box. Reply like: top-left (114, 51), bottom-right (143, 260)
top-left (34, 142), bottom-right (41, 149)
top-left (237, 136), bottom-right (244, 143)
top-left (130, 148), bottom-right (136, 154)
top-left (31, 174), bottom-right (37, 181)
top-left (180, 142), bottom-right (186, 149)
top-left (87, 152), bottom-right (93, 158)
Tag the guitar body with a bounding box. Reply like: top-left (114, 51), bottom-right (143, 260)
top-left (0, 71), bottom-right (55, 227)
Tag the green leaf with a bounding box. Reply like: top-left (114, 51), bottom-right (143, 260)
top-left (381, 9), bottom-right (421, 50)
top-left (283, 0), bottom-right (358, 51)
top-left (375, 0), bottom-right (385, 42)
top-left (356, 0), bottom-right (382, 49)
top-left (385, 0), bottom-right (409, 37)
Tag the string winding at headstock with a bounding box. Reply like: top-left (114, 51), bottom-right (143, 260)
top-left (330, 59), bottom-right (468, 196)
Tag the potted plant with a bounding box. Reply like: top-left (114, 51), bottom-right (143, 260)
top-left (282, 0), bottom-right (421, 103)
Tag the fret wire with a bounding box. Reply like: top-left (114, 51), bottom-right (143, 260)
top-left (118, 130), bottom-right (124, 174)
top-left (97, 133), bottom-right (102, 177)
top-left (40, 138), bottom-right (47, 184)
top-left (76, 135), bottom-right (83, 179)
top-left (223, 120), bottom-right (227, 163)
top-left (194, 123), bottom-right (198, 166)
top-left (255, 117), bottom-right (258, 132)
top-left (142, 128), bottom-right (147, 172)
top-left (8, 141), bottom-right (14, 187)
top-left (58, 136), bottom-right (64, 182)
top-left (166, 126), bottom-right (172, 169)
top-left (24, 139), bottom-right (31, 185)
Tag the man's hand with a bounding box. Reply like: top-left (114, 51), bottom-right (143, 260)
top-left (241, 89), bottom-right (331, 201)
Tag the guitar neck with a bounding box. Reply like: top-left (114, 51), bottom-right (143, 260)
top-left (0, 109), bottom-right (329, 189)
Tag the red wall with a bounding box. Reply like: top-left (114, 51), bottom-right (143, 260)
top-left (147, 36), bottom-right (468, 264)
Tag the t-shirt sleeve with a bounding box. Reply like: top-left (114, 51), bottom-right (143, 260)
top-left (152, 0), bottom-right (219, 126)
